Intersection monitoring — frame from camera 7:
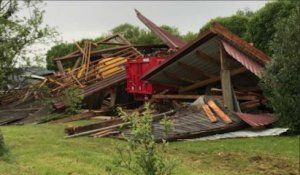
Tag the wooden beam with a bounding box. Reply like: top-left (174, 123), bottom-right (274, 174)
top-left (196, 50), bottom-right (220, 66)
top-left (150, 80), bottom-right (181, 89)
top-left (202, 104), bottom-right (217, 123)
top-left (179, 67), bottom-right (247, 92)
top-left (177, 61), bottom-right (216, 78)
top-left (163, 71), bottom-right (196, 83)
top-left (56, 60), bottom-right (66, 77)
top-left (220, 44), bottom-right (234, 111)
top-left (207, 100), bottom-right (232, 124)
top-left (54, 46), bottom-right (131, 61)
top-left (152, 94), bottom-right (200, 100)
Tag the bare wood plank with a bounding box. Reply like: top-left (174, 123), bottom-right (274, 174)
top-left (163, 71), bottom-right (195, 83)
top-left (179, 67), bottom-right (247, 92)
top-left (56, 60), bottom-right (66, 77)
top-left (177, 61), bottom-right (216, 78)
top-left (54, 46), bottom-right (131, 61)
top-left (202, 104), bottom-right (217, 123)
top-left (207, 100), bottom-right (232, 124)
top-left (220, 44), bottom-right (234, 111)
top-left (196, 50), bottom-right (220, 66)
top-left (149, 80), bottom-right (181, 89)
top-left (152, 94), bottom-right (199, 100)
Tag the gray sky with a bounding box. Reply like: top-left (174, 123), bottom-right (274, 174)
top-left (42, 1), bottom-right (268, 42)
top-left (17, 1), bottom-right (269, 67)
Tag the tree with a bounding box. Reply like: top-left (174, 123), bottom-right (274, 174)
top-left (260, 2), bottom-right (300, 133)
top-left (247, 0), bottom-right (297, 55)
top-left (182, 31), bottom-right (198, 42)
top-left (46, 43), bottom-right (77, 70)
top-left (0, 0), bottom-right (56, 90)
top-left (199, 9), bottom-right (253, 40)
top-left (45, 23), bottom-right (187, 69)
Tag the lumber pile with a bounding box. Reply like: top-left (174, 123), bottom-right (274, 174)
top-left (46, 34), bottom-right (142, 96)
top-left (65, 110), bottom-right (175, 138)
top-left (210, 88), bottom-right (266, 111)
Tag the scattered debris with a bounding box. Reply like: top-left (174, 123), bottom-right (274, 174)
top-left (0, 10), bottom-right (278, 141)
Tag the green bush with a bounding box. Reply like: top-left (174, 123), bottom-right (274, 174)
top-left (260, 3), bottom-right (300, 133)
top-left (0, 130), bottom-right (10, 160)
top-left (107, 104), bottom-right (176, 175)
top-left (62, 87), bottom-right (84, 115)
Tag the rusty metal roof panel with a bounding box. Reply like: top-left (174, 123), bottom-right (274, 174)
top-left (147, 36), bottom-right (222, 87)
top-left (83, 71), bottom-right (126, 97)
top-left (135, 9), bottom-right (186, 49)
top-left (235, 112), bottom-right (276, 127)
top-left (123, 99), bottom-right (246, 141)
top-left (142, 23), bottom-right (271, 83)
top-left (222, 40), bottom-right (264, 77)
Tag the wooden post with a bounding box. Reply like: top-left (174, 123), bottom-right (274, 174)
top-left (220, 43), bottom-right (234, 111)
top-left (56, 60), bottom-right (66, 77)
top-left (109, 87), bottom-right (117, 107)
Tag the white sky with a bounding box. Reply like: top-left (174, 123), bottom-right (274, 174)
top-left (42, 1), bottom-right (268, 42)
top-left (17, 1), bottom-right (269, 67)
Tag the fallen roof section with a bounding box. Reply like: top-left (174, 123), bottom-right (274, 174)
top-left (135, 9), bottom-right (186, 49)
top-left (141, 23), bottom-right (271, 92)
top-left (235, 112), bottom-right (277, 128)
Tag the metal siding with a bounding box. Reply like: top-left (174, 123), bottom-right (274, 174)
top-left (222, 40), bottom-right (264, 77)
top-left (149, 36), bottom-right (222, 86)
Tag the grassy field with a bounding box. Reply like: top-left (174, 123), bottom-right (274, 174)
top-left (0, 122), bottom-right (299, 175)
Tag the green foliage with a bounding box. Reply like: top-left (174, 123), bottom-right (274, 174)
top-left (45, 23), bottom-right (187, 69)
top-left (247, 0), bottom-right (297, 54)
top-left (200, 9), bottom-right (252, 39)
top-left (107, 104), bottom-right (176, 175)
top-left (181, 31), bottom-right (198, 42)
top-left (260, 3), bottom-right (300, 134)
top-left (0, 0), bottom-right (56, 90)
top-left (0, 130), bottom-right (10, 161)
top-left (62, 87), bottom-right (84, 115)
top-left (46, 43), bottom-right (77, 70)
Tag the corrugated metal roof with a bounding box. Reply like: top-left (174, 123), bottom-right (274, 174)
top-left (141, 23), bottom-right (271, 92)
top-left (135, 9), bottom-right (186, 49)
top-left (123, 98), bottom-right (246, 141)
top-left (222, 41), bottom-right (264, 77)
top-left (235, 112), bottom-right (276, 127)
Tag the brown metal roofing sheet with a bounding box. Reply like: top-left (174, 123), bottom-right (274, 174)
top-left (142, 30), bottom-right (216, 80)
top-left (83, 71), bottom-right (126, 97)
top-left (235, 112), bottom-right (276, 127)
top-left (142, 23), bottom-right (271, 82)
top-left (222, 40), bottom-right (264, 77)
top-left (135, 9), bottom-right (186, 49)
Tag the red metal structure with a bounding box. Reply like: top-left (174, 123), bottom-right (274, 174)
top-left (126, 57), bottom-right (166, 100)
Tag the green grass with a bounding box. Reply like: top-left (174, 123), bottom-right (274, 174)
top-left (0, 122), bottom-right (299, 175)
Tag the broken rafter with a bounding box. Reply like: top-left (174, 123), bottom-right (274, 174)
top-left (152, 94), bottom-right (200, 100)
top-left (149, 80), bottom-right (181, 89)
top-left (163, 71), bottom-right (196, 83)
top-left (177, 61), bottom-right (216, 78)
top-left (179, 67), bottom-right (247, 92)
top-left (54, 45), bottom-right (131, 61)
top-left (196, 50), bottom-right (220, 66)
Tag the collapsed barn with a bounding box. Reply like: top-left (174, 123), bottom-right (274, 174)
top-left (0, 10), bottom-right (276, 141)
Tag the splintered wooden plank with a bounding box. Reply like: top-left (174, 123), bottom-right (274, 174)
top-left (207, 100), bottom-right (232, 124)
top-left (201, 104), bottom-right (217, 123)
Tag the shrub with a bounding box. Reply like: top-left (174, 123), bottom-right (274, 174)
top-left (107, 103), bottom-right (176, 175)
top-left (260, 3), bottom-right (300, 133)
top-left (62, 87), bottom-right (84, 115)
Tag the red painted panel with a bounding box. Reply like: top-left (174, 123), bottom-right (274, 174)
top-left (126, 57), bottom-right (166, 100)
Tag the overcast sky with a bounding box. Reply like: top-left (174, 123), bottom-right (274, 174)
top-left (42, 1), bottom-right (268, 42)
top-left (17, 1), bottom-right (269, 67)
